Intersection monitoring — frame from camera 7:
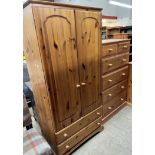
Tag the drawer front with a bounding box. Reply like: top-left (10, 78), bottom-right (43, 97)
top-left (102, 79), bottom-right (127, 104)
top-left (118, 41), bottom-right (130, 53)
top-left (101, 53), bottom-right (129, 74)
top-left (57, 117), bottom-right (102, 155)
top-left (55, 106), bottom-right (102, 144)
top-left (101, 66), bottom-right (128, 90)
top-left (102, 44), bottom-right (117, 57)
top-left (103, 91), bottom-right (127, 118)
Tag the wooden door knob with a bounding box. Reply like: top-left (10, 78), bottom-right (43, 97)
top-left (96, 112), bottom-right (100, 116)
top-left (121, 86), bottom-right (125, 89)
top-left (108, 106), bottom-right (112, 110)
top-left (97, 122), bottom-right (101, 125)
top-left (108, 79), bottom-right (113, 82)
top-left (76, 84), bottom-right (80, 88)
top-left (108, 63), bottom-right (113, 67)
top-left (108, 49), bottom-right (113, 52)
top-left (123, 45), bottom-right (127, 48)
top-left (63, 133), bottom-right (68, 137)
top-left (122, 73), bottom-right (126, 76)
top-left (108, 93), bottom-right (112, 97)
top-left (65, 145), bottom-right (70, 149)
top-left (81, 82), bottom-right (86, 86)
top-left (120, 98), bottom-right (124, 101)
top-left (122, 58), bottom-right (127, 62)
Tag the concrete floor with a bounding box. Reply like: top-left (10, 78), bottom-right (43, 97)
top-left (72, 106), bottom-right (132, 155)
top-left (24, 106), bottom-right (132, 155)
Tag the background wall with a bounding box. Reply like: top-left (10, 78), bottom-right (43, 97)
top-left (55, 0), bottom-right (132, 26)
top-left (55, 0), bottom-right (132, 17)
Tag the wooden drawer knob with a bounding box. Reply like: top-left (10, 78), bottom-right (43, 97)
top-left (108, 49), bottom-right (113, 52)
top-left (120, 98), bottom-right (124, 101)
top-left (108, 63), bottom-right (113, 67)
top-left (123, 45), bottom-right (127, 48)
top-left (108, 79), bottom-right (113, 82)
top-left (76, 84), bottom-right (80, 88)
top-left (108, 93), bottom-right (112, 97)
top-left (121, 86), bottom-right (125, 89)
top-left (108, 106), bottom-right (112, 110)
top-left (65, 145), bottom-right (70, 149)
top-left (122, 73), bottom-right (126, 76)
top-left (63, 133), bottom-right (68, 137)
top-left (122, 58), bottom-right (127, 62)
top-left (96, 112), bottom-right (100, 116)
top-left (81, 82), bottom-right (86, 86)
top-left (97, 122), bottom-right (101, 125)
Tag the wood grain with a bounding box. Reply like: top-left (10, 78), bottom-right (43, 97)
top-left (102, 43), bottom-right (117, 57)
top-left (55, 106), bottom-right (102, 144)
top-left (102, 39), bottom-right (130, 45)
top-left (118, 41), bottom-right (130, 53)
top-left (101, 53), bottom-right (129, 75)
top-left (101, 39), bottom-right (130, 124)
top-left (102, 79), bottom-right (128, 104)
top-left (102, 102), bottom-right (126, 123)
top-left (57, 116), bottom-right (102, 155)
top-left (102, 90), bottom-right (127, 118)
top-left (101, 66), bottom-right (128, 91)
top-left (64, 126), bottom-right (103, 155)
top-left (75, 10), bottom-right (102, 115)
top-left (24, 2), bottom-right (102, 154)
top-left (127, 63), bottom-right (132, 104)
top-left (33, 7), bottom-right (81, 131)
top-left (23, 0), bottom-right (102, 11)
top-left (23, 4), bottom-right (57, 150)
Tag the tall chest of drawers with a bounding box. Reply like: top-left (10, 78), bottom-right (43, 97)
top-left (101, 39), bottom-right (130, 121)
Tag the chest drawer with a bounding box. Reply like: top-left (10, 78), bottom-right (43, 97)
top-left (57, 116), bottom-right (102, 155)
top-left (102, 44), bottom-right (117, 57)
top-left (102, 79), bottom-right (127, 104)
top-left (103, 90), bottom-right (127, 118)
top-left (101, 53), bottom-right (129, 74)
top-left (55, 106), bottom-right (102, 144)
top-left (101, 66), bottom-right (128, 90)
top-left (118, 41), bottom-right (130, 53)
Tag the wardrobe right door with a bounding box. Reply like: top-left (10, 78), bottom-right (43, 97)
top-left (75, 10), bottom-right (102, 115)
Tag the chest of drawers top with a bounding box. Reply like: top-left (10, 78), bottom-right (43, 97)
top-left (102, 39), bottom-right (130, 58)
top-left (102, 39), bottom-right (130, 45)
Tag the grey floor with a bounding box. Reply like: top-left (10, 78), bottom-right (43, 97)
top-left (24, 106), bottom-right (132, 155)
top-left (72, 106), bottom-right (132, 155)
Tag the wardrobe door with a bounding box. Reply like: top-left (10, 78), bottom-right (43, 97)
top-left (75, 10), bottom-right (101, 115)
top-left (35, 7), bottom-right (81, 130)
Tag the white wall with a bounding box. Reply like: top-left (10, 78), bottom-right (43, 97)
top-left (55, 0), bottom-right (132, 19)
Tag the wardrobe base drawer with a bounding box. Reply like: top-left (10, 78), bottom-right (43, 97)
top-left (63, 126), bottom-right (103, 155)
top-left (55, 106), bottom-right (102, 144)
top-left (57, 117), bottom-right (102, 155)
top-left (103, 91), bottom-right (127, 118)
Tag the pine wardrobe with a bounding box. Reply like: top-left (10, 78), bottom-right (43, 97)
top-left (23, 1), bottom-right (103, 154)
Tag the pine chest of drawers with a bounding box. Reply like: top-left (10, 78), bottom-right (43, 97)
top-left (101, 39), bottom-right (130, 122)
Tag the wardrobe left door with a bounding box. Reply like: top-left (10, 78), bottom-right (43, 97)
top-left (33, 7), bottom-right (81, 131)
